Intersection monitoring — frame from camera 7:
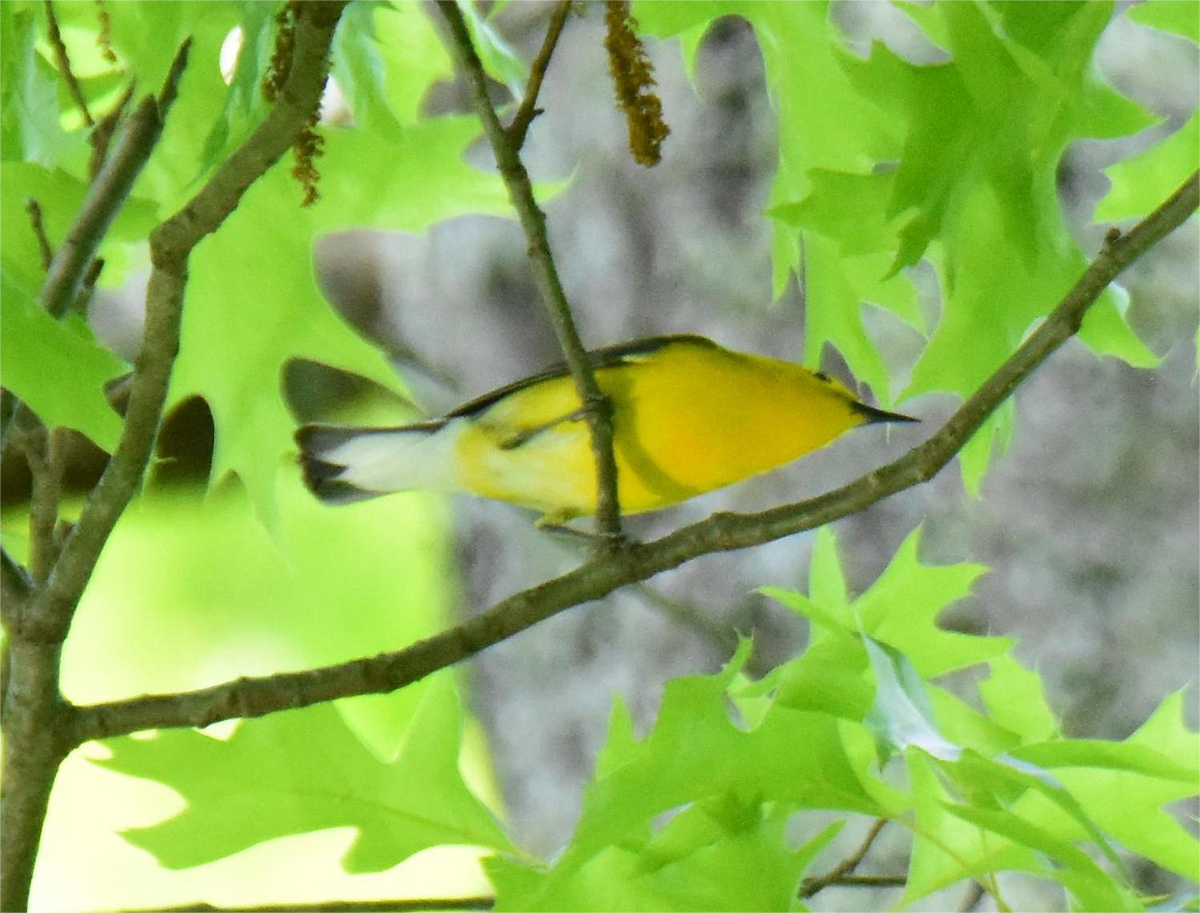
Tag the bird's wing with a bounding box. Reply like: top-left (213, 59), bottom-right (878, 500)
top-left (446, 334), bottom-right (718, 420)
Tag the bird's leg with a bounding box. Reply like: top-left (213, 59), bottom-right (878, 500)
top-left (536, 510), bottom-right (633, 553)
top-left (499, 407), bottom-right (588, 450)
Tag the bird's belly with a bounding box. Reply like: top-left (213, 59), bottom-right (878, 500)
top-left (454, 420), bottom-right (696, 517)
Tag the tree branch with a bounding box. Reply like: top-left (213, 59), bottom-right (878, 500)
top-left (800, 818), bottom-right (887, 897)
top-left (44, 0), bottom-right (95, 128)
top-left (0, 635), bottom-right (69, 913)
top-left (7, 40), bottom-right (188, 638)
top-left (506, 1), bottom-right (573, 149)
top-left (39, 62), bottom-right (184, 323)
top-left (109, 896), bottom-right (494, 913)
top-left (436, 0), bottom-right (624, 544)
top-left (89, 81), bottom-right (137, 183)
top-left (0, 7), bottom-right (349, 910)
top-left (804, 874), bottom-right (907, 891)
top-left (0, 547), bottom-right (33, 618)
top-left (68, 172), bottom-right (1198, 744)
top-left (35, 0), bottom-right (346, 642)
top-left (25, 427), bottom-right (64, 582)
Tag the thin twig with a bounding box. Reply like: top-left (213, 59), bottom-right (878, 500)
top-left (89, 81), bottom-right (137, 182)
top-left (808, 874), bottom-right (907, 890)
top-left (506, 0), bottom-right (573, 148)
top-left (800, 818), bottom-right (888, 897)
top-left (109, 896), bottom-right (495, 913)
top-left (25, 427), bottom-right (64, 583)
top-left (43, 0), bottom-right (95, 127)
top-left (436, 0), bottom-right (624, 546)
top-left (67, 172), bottom-right (1199, 744)
top-left (38, 46), bottom-right (186, 324)
top-left (25, 200), bottom-right (54, 271)
top-left (72, 256), bottom-right (105, 316)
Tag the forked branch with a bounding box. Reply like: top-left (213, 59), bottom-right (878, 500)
top-left (436, 0), bottom-right (625, 544)
top-left (69, 172), bottom-right (1198, 744)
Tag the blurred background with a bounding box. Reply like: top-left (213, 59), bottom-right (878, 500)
top-left (7, 2), bottom-right (1196, 909)
top-left (314, 0), bottom-right (1200, 861)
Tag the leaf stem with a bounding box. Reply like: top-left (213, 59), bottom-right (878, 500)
top-left (436, 0), bottom-right (625, 546)
top-left (67, 171), bottom-right (1197, 743)
top-left (506, 0), bottom-right (573, 149)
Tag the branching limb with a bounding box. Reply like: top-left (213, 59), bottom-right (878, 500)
top-left (800, 818), bottom-right (887, 898)
top-left (0, 635), bottom-right (69, 913)
top-left (108, 896), bottom-right (495, 913)
top-left (37, 42), bottom-right (188, 327)
top-left (37, 0), bottom-right (346, 644)
top-left (68, 171), bottom-right (1198, 744)
top-left (1, 7), bottom-right (349, 910)
top-left (436, 1), bottom-right (624, 546)
top-left (506, 0), bottom-right (573, 149)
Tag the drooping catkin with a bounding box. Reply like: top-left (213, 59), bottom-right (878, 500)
top-left (263, 1), bottom-right (325, 206)
top-left (603, 0), bottom-right (670, 167)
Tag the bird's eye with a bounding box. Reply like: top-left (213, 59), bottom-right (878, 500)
top-left (814, 371), bottom-right (831, 383)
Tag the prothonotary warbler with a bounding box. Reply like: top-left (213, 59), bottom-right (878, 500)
top-left (296, 334), bottom-right (917, 523)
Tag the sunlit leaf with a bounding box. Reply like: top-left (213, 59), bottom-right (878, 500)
top-left (94, 674), bottom-right (512, 872)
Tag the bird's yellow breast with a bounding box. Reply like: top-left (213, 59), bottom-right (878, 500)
top-left (453, 338), bottom-right (867, 518)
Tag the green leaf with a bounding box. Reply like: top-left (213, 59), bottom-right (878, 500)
top-left (168, 116), bottom-right (521, 530)
top-left (778, 527), bottom-right (1007, 672)
top-left (863, 635), bottom-right (961, 761)
top-left (197, 2), bottom-right (275, 174)
top-left (904, 750), bottom-right (1036, 903)
top-left (331, 1), bottom-right (406, 142)
top-left (1126, 0), bottom-right (1200, 44)
top-left (808, 524), bottom-right (849, 611)
top-left (1096, 112), bottom-right (1200, 221)
top-left (456, 0), bottom-right (525, 99)
top-left (0, 5), bottom-right (82, 167)
top-left (978, 654), bottom-right (1059, 743)
top-left (853, 527), bottom-right (1006, 677)
top-left (500, 640), bottom-right (901, 908)
top-left (942, 802), bottom-right (1143, 912)
top-left (66, 481), bottom-right (455, 757)
top-left (371, 1), bottom-right (454, 125)
top-left (0, 130), bottom-right (149, 448)
top-left (1015, 693), bottom-right (1200, 881)
top-left (94, 674), bottom-right (512, 872)
top-left (0, 268), bottom-right (126, 449)
top-left (492, 798), bottom-right (837, 912)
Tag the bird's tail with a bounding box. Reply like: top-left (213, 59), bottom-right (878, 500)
top-left (295, 420), bottom-right (457, 504)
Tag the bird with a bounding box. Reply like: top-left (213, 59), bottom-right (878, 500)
top-left (295, 334), bottom-right (917, 524)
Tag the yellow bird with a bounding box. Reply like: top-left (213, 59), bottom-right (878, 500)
top-left (296, 335), bottom-right (916, 522)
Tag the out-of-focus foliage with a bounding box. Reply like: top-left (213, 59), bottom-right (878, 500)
top-left (636, 0), bottom-right (1191, 489)
top-left (95, 678), bottom-right (512, 873)
top-left (479, 529), bottom-right (1198, 912)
